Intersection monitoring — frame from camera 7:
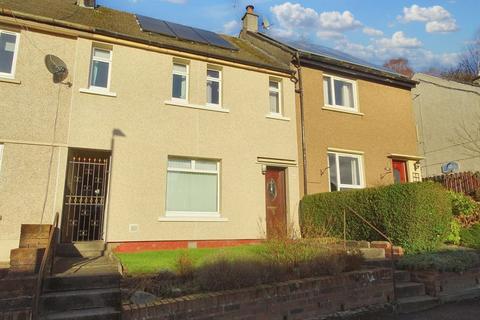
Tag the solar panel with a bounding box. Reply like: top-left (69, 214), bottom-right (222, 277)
top-left (136, 15), bottom-right (175, 38)
top-left (136, 15), bottom-right (237, 50)
top-left (281, 39), bottom-right (399, 76)
top-left (194, 29), bottom-right (237, 50)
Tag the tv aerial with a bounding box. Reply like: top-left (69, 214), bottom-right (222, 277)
top-left (44, 54), bottom-right (71, 86)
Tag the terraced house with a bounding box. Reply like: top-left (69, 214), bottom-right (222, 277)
top-left (240, 6), bottom-right (422, 196)
top-left (0, 0), bottom-right (300, 262)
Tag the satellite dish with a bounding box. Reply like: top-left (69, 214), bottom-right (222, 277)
top-left (262, 17), bottom-right (271, 30)
top-left (44, 54), bottom-right (69, 83)
top-left (441, 161), bottom-right (459, 174)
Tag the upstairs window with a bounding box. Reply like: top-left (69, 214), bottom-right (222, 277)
top-left (172, 63), bottom-right (188, 101)
top-left (206, 68), bottom-right (221, 106)
top-left (89, 48), bottom-right (112, 90)
top-left (269, 79), bottom-right (282, 115)
top-left (166, 158), bottom-right (219, 216)
top-left (323, 74), bottom-right (357, 111)
top-left (328, 152), bottom-right (364, 191)
top-left (0, 30), bottom-right (20, 78)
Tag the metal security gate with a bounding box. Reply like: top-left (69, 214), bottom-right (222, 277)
top-left (62, 154), bottom-right (110, 242)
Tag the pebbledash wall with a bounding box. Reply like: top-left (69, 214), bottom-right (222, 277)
top-left (0, 15), bottom-right (299, 261)
top-left (122, 268), bottom-right (394, 320)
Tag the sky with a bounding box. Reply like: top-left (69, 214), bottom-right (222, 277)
top-left (98, 0), bottom-right (479, 71)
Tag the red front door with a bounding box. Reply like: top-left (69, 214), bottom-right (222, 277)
top-left (392, 160), bottom-right (408, 184)
top-left (265, 167), bottom-right (287, 239)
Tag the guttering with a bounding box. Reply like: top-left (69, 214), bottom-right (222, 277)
top-left (0, 9), bottom-right (291, 76)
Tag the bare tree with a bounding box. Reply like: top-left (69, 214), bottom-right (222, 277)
top-left (383, 58), bottom-right (414, 78)
top-left (442, 29), bottom-right (480, 83)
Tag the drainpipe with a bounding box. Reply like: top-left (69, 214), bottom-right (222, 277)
top-left (293, 51), bottom-right (308, 196)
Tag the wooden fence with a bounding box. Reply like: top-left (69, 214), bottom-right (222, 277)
top-left (426, 171), bottom-right (480, 196)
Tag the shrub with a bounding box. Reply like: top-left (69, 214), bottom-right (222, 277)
top-left (449, 191), bottom-right (477, 216)
top-left (397, 250), bottom-right (480, 272)
top-left (300, 182), bottom-right (452, 253)
top-left (174, 251), bottom-right (194, 279)
top-left (446, 219), bottom-right (461, 245)
top-left (460, 224), bottom-right (480, 249)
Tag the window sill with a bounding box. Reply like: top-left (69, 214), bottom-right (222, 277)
top-left (265, 114), bottom-right (290, 121)
top-left (79, 88), bottom-right (117, 97)
top-left (158, 216), bottom-right (229, 222)
top-left (164, 100), bottom-right (230, 113)
top-left (322, 106), bottom-right (364, 116)
top-left (0, 77), bottom-right (21, 85)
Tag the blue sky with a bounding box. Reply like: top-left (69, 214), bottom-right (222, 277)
top-left (98, 0), bottom-right (479, 71)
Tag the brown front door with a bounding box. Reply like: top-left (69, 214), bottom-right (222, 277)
top-left (265, 167), bottom-right (287, 239)
top-left (392, 159), bottom-right (408, 184)
top-left (61, 150), bottom-right (111, 243)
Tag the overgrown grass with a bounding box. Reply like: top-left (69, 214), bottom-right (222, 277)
top-left (116, 245), bottom-right (266, 274)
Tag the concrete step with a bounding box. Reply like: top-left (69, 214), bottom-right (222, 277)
top-left (40, 307), bottom-right (120, 320)
top-left (45, 273), bottom-right (120, 292)
top-left (39, 288), bottom-right (120, 314)
top-left (395, 282), bottom-right (426, 299)
top-left (394, 270), bottom-right (411, 283)
top-left (359, 247), bottom-right (386, 260)
top-left (397, 295), bottom-right (439, 314)
top-left (56, 241), bottom-right (105, 258)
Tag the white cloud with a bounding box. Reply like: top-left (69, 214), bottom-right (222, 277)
top-left (398, 5), bottom-right (458, 33)
top-left (269, 2), bottom-right (362, 40)
top-left (363, 27), bottom-right (383, 37)
top-left (375, 31), bottom-right (422, 48)
top-left (222, 20), bottom-right (240, 35)
top-left (164, 0), bottom-right (187, 3)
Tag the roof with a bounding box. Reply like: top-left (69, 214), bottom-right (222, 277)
top-left (413, 73), bottom-right (480, 93)
top-left (249, 32), bottom-right (416, 88)
top-left (0, 0), bottom-right (291, 73)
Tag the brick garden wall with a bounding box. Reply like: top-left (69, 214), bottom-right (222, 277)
top-left (122, 268), bottom-right (393, 320)
top-left (410, 267), bottom-right (480, 296)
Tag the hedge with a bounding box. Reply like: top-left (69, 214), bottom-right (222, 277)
top-left (300, 182), bottom-right (452, 253)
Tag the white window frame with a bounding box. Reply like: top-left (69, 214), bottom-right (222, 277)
top-left (323, 74), bottom-right (359, 112)
top-left (165, 158), bottom-right (220, 218)
top-left (0, 30), bottom-right (20, 79)
top-left (88, 47), bottom-right (113, 92)
top-left (269, 79), bottom-right (282, 115)
top-left (327, 151), bottom-right (365, 191)
top-left (206, 67), bottom-right (222, 107)
top-left (172, 62), bottom-right (189, 102)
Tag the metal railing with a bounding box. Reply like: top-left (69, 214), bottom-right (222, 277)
top-left (32, 212), bottom-right (59, 320)
top-left (343, 205), bottom-right (397, 303)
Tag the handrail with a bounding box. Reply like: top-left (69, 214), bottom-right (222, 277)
top-left (344, 205), bottom-right (397, 304)
top-left (32, 212), bottom-right (59, 320)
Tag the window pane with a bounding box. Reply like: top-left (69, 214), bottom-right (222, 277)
top-left (328, 153), bottom-right (338, 191)
top-left (173, 63), bottom-right (187, 73)
top-left (166, 171), bottom-right (218, 212)
top-left (90, 60), bottom-right (109, 88)
top-left (207, 69), bottom-right (219, 78)
top-left (207, 80), bottom-right (220, 104)
top-left (93, 48), bottom-right (111, 60)
top-left (0, 33), bottom-right (16, 74)
top-left (338, 156), bottom-right (360, 185)
top-left (195, 160), bottom-right (217, 171)
top-left (323, 77), bottom-right (333, 105)
top-left (334, 80), bottom-right (354, 108)
top-left (269, 91), bottom-right (279, 113)
top-left (269, 81), bottom-right (279, 89)
top-left (168, 158), bottom-right (192, 169)
top-left (172, 74), bottom-right (187, 99)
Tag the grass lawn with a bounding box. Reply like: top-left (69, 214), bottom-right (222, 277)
top-left (116, 244), bottom-right (266, 275)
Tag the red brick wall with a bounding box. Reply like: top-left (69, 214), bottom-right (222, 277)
top-left (122, 268), bottom-right (393, 320)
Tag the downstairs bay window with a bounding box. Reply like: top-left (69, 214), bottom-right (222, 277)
top-left (166, 158), bottom-right (219, 217)
top-left (328, 152), bottom-right (364, 191)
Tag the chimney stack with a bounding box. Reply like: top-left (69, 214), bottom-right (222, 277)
top-left (77, 0), bottom-right (96, 9)
top-left (242, 5), bottom-right (258, 33)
